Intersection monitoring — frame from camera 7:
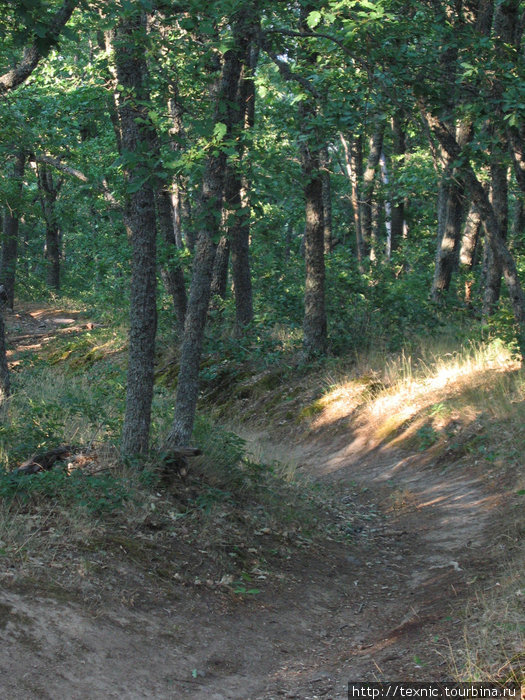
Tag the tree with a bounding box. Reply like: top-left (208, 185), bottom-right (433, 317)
top-left (0, 151), bottom-right (26, 307)
top-left (113, 8), bottom-right (158, 456)
top-left (0, 0), bottom-right (80, 97)
top-left (165, 11), bottom-right (248, 448)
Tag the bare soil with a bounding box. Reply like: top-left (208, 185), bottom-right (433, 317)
top-left (0, 307), bottom-right (518, 699)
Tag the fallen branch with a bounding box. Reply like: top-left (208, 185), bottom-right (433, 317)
top-left (13, 446), bottom-right (73, 475)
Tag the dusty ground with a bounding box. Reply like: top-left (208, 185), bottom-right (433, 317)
top-left (0, 307), bottom-right (517, 699)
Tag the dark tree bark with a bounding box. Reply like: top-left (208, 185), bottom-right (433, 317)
top-left (0, 285), bottom-right (9, 409)
top-left (114, 11), bottom-right (158, 456)
top-left (0, 151), bottom-right (26, 308)
top-left (361, 126), bottom-right (385, 257)
top-left (513, 197), bottom-right (525, 240)
top-left (483, 151), bottom-right (508, 316)
top-left (228, 12), bottom-right (259, 333)
top-left (0, 0), bottom-right (79, 96)
top-left (165, 26), bottom-right (246, 448)
top-left (422, 107), bottom-right (525, 334)
top-left (36, 163), bottom-right (62, 290)
top-left (210, 235), bottom-right (230, 300)
top-left (301, 141), bottom-right (327, 356)
top-left (229, 170), bottom-right (254, 330)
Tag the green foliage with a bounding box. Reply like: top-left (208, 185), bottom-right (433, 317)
top-left (0, 468), bottom-right (130, 515)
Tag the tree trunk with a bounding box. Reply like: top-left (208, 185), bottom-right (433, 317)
top-left (0, 0), bottom-right (79, 96)
top-left (390, 113), bottom-right (406, 253)
top-left (165, 23), bottom-right (246, 448)
top-left (459, 201), bottom-right (482, 305)
top-left (483, 153), bottom-right (508, 316)
top-left (36, 163), bottom-right (62, 290)
top-left (229, 14), bottom-right (259, 333)
top-left (320, 146), bottom-right (333, 254)
top-left (0, 151), bottom-right (25, 308)
top-left (114, 11), bottom-right (158, 456)
top-left (167, 80), bottom-right (191, 250)
top-left (210, 235), bottom-right (230, 300)
top-left (156, 188), bottom-right (187, 334)
top-left (298, 6), bottom-right (326, 357)
top-left (339, 133), bottom-right (365, 266)
top-left (422, 107), bottom-right (525, 335)
top-left (380, 151), bottom-right (392, 259)
top-left (361, 126), bottom-right (385, 257)
top-left (431, 120), bottom-right (472, 301)
top-left (0, 286), bottom-right (10, 410)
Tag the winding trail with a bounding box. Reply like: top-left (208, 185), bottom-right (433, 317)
top-left (0, 307), bottom-right (505, 699)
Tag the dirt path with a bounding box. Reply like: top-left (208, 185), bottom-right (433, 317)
top-left (0, 308), bottom-right (505, 699)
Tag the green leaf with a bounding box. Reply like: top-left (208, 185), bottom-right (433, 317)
top-left (213, 122), bottom-right (227, 141)
top-left (307, 10), bottom-right (322, 29)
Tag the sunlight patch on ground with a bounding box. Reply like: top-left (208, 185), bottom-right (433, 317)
top-left (308, 339), bottom-right (523, 449)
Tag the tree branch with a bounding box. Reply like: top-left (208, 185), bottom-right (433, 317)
top-left (30, 153), bottom-right (122, 210)
top-left (0, 0), bottom-right (80, 97)
top-left (260, 34), bottom-right (321, 99)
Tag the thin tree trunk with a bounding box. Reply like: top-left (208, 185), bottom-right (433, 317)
top-left (459, 201), bottom-right (482, 305)
top-left (361, 126), bottom-right (385, 257)
top-left (390, 113), bottom-right (406, 253)
top-left (114, 10), bottom-right (158, 456)
top-left (422, 107), bottom-right (525, 335)
top-left (37, 163), bottom-right (62, 290)
top-left (0, 151), bottom-right (25, 308)
top-left (0, 0), bottom-right (79, 96)
top-left (483, 154), bottom-right (508, 316)
top-left (301, 141), bottom-right (326, 356)
top-left (229, 14), bottom-right (258, 333)
top-left (339, 133), bottom-right (365, 266)
top-left (210, 235), bottom-right (230, 300)
top-left (299, 6), bottom-right (326, 357)
top-left (432, 120), bottom-right (472, 301)
top-left (165, 24), bottom-right (246, 448)
top-left (156, 188), bottom-right (187, 334)
top-left (0, 286), bottom-right (10, 409)
top-left (380, 151), bottom-right (392, 259)
top-left (320, 146), bottom-right (333, 254)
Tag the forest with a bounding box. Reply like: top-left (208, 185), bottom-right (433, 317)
top-left (0, 0), bottom-right (524, 696)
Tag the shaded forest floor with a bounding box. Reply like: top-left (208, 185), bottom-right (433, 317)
top-left (0, 305), bottom-right (523, 699)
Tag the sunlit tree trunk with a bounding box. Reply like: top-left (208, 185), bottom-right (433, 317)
top-left (390, 113), bottom-right (406, 254)
top-left (432, 120), bottom-right (472, 301)
top-left (459, 201), bottom-right (482, 305)
top-left (340, 133), bottom-right (365, 266)
top-left (361, 126), bottom-right (385, 258)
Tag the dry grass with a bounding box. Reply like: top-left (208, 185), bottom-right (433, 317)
top-left (306, 339), bottom-right (525, 453)
top-left (453, 551), bottom-right (525, 682)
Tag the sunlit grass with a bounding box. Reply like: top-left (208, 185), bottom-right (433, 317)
top-left (308, 338), bottom-right (524, 449)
